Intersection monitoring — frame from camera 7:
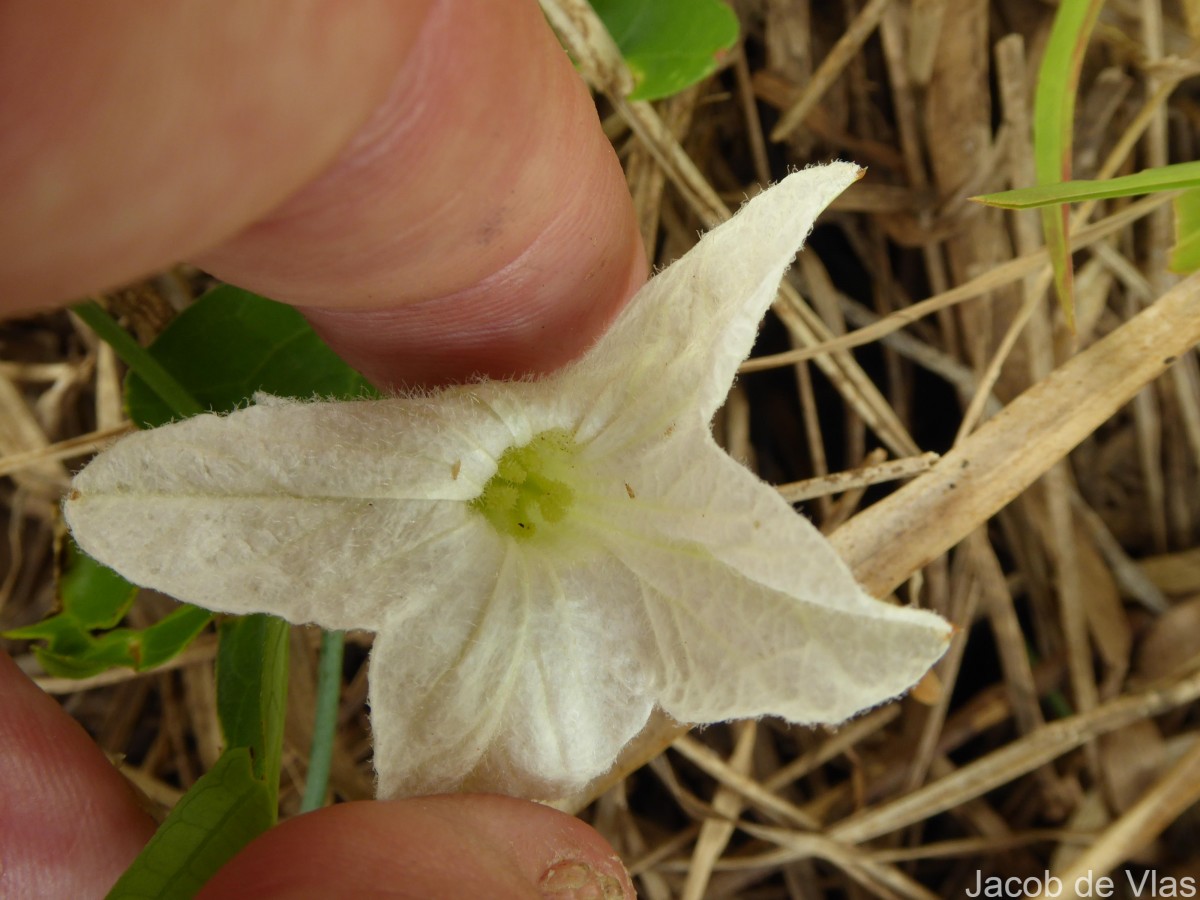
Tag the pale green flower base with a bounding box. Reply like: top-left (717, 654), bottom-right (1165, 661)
top-left (470, 429), bottom-right (579, 540)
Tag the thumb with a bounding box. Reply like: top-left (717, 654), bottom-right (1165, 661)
top-left (198, 0), bottom-right (645, 388)
top-left (0, 2), bottom-right (431, 312)
top-left (197, 795), bottom-right (635, 899)
top-left (1, 1), bottom-right (644, 390)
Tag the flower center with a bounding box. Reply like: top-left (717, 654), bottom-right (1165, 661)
top-left (471, 429), bottom-right (579, 540)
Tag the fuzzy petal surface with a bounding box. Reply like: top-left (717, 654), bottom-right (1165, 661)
top-left (65, 393), bottom-right (528, 629)
top-left (589, 425), bottom-right (899, 618)
top-left (569, 163), bottom-right (862, 454)
top-left (369, 542), bottom-right (657, 799)
top-left (63, 164), bottom-right (952, 802)
top-left (576, 429), bottom-right (950, 724)
top-left (608, 534), bottom-right (948, 724)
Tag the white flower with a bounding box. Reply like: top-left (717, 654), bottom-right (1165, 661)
top-left (65, 163), bottom-right (950, 800)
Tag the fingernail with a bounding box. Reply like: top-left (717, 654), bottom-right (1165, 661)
top-left (538, 859), bottom-right (628, 899)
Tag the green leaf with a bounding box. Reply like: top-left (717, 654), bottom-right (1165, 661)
top-left (105, 748), bottom-right (273, 900)
top-left (1032, 0), bottom-right (1103, 331)
top-left (79, 286), bottom-right (352, 888)
top-left (59, 539), bottom-right (139, 629)
top-left (126, 285), bottom-right (377, 429)
top-left (3, 608), bottom-right (93, 651)
top-left (85, 286), bottom-right (364, 878)
top-left (33, 629), bottom-right (137, 679)
top-left (591, 0), bottom-right (738, 101)
top-left (1171, 188), bottom-right (1200, 273)
top-left (975, 160), bottom-right (1200, 209)
top-left (9, 607), bottom-right (213, 679)
top-left (975, 147), bottom-right (1200, 280)
top-left (137, 605), bottom-right (214, 669)
top-left (2, 538), bottom-right (210, 679)
top-left (216, 614), bottom-right (289, 817)
top-left (122, 286), bottom-right (365, 816)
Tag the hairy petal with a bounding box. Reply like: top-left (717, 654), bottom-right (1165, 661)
top-left (71, 492), bottom-right (501, 630)
top-left (70, 392), bottom-right (534, 501)
top-left (567, 163), bottom-right (862, 453)
top-left (370, 543), bottom-right (656, 799)
top-left (575, 433), bottom-right (950, 724)
top-left (59, 168), bottom-right (954, 803)
top-left (596, 529), bottom-right (949, 725)
top-left (594, 427), bottom-right (896, 618)
top-left (64, 393), bottom-right (532, 628)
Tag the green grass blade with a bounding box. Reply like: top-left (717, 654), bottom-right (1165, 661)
top-left (1033, 0), bottom-right (1103, 331)
top-left (976, 160), bottom-right (1200, 209)
top-left (71, 300), bottom-right (204, 419)
top-left (1170, 188), bottom-right (1200, 273)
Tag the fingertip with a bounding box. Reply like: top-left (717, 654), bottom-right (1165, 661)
top-left (200, 0), bottom-right (647, 388)
top-left (197, 795), bottom-right (634, 900)
top-left (0, 652), bottom-right (156, 896)
top-left (0, 1), bottom-right (433, 309)
top-left (302, 222), bottom-right (646, 389)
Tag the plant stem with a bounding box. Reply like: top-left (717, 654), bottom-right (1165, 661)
top-left (300, 629), bottom-right (345, 812)
top-left (71, 299), bottom-right (204, 419)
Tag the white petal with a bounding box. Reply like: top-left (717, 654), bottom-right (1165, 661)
top-left (566, 163), bottom-right (862, 453)
top-left (577, 432), bottom-right (950, 724)
top-left (587, 425), bottom-right (893, 618)
top-left (595, 528), bottom-right (949, 725)
top-left (65, 392), bottom-right (530, 629)
top-left (369, 543), bottom-right (656, 799)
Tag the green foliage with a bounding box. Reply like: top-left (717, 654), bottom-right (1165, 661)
top-left (71, 285), bottom-right (374, 892)
top-left (1171, 188), bottom-right (1200, 273)
top-left (975, 160), bottom-right (1200, 275)
top-left (1032, 0), bottom-right (1103, 330)
top-left (2, 541), bottom-right (211, 679)
top-left (105, 748), bottom-right (274, 900)
top-left (592, 0), bottom-right (738, 101)
top-left (118, 286), bottom-right (372, 814)
top-left (15, 288), bottom-right (365, 680)
top-left (72, 300), bottom-right (203, 420)
top-left (976, 160), bottom-right (1200, 209)
top-left (136, 607), bottom-right (217, 669)
top-left (126, 285), bottom-right (377, 429)
top-left (216, 614), bottom-right (290, 814)
top-left (56, 538), bottom-right (139, 629)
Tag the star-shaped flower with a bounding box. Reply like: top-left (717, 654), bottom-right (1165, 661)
top-left (65, 163), bottom-right (950, 800)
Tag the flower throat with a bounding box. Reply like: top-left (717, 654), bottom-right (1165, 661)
top-left (470, 429), bottom-right (578, 540)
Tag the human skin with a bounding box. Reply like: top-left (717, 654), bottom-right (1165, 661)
top-left (0, 1), bottom-right (644, 896)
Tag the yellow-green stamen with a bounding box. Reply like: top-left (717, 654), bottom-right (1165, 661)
top-left (470, 429), bottom-right (578, 540)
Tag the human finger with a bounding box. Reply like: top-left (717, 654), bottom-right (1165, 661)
top-left (0, 653), bottom-right (156, 896)
top-left (198, 794), bottom-right (634, 899)
top-left (0, 2), bottom-right (431, 311)
top-left (198, 0), bottom-right (645, 387)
